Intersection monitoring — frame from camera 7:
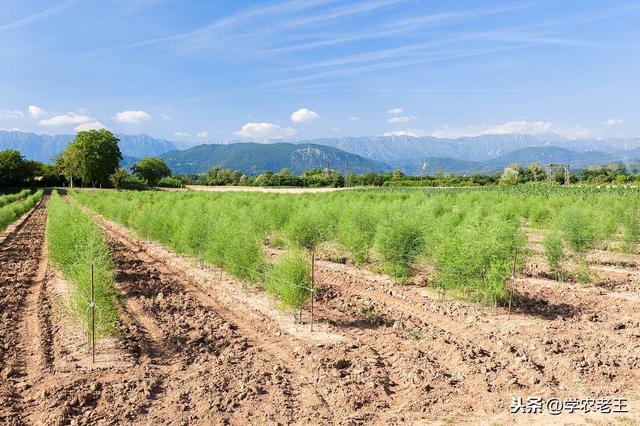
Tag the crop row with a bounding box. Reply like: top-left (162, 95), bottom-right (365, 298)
top-left (47, 192), bottom-right (119, 337)
top-left (70, 187), bottom-right (639, 306)
top-left (0, 188), bottom-right (32, 208)
top-left (0, 190), bottom-right (43, 232)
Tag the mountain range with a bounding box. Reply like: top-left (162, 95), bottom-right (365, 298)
top-left (1, 130), bottom-right (639, 175)
top-left (160, 143), bottom-right (388, 175)
top-left (0, 131), bottom-right (195, 163)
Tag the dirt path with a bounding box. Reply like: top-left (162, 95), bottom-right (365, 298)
top-left (0, 197), bottom-right (49, 424)
top-left (186, 185), bottom-right (349, 193)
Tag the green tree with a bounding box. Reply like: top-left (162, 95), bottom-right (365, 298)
top-left (0, 149), bottom-right (29, 187)
top-left (499, 166), bottom-right (520, 185)
top-left (109, 168), bottom-right (129, 189)
top-left (58, 130), bottom-right (122, 187)
top-left (132, 157), bottom-right (171, 185)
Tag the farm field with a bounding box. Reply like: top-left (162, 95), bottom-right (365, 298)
top-left (0, 187), bottom-right (639, 424)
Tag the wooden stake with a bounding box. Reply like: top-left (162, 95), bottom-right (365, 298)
top-left (310, 251), bottom-right (315, 332)
top-left (91, 263), bottom-right (95, 364)
top-left (508, 247), bottom-right (518, 320)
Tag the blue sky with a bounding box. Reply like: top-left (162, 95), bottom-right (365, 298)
top-left (1, 0), bottom-right (639, 142)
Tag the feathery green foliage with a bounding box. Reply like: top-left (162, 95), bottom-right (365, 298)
top-left (0, 188), bottom-right (31, 207)
top-left (264, 249), bottom-right (312, 311)
top-left (47, 192), bottom-right (118, 338)
top-left (71, 186), bottom-right (640, 307)
top-left (0, 190), bottom-right (42, 232)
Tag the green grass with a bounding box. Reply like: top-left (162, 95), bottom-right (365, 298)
top-left (0, 189), bottom-right (42, 232)
top-left (47, 191), bottom-right (119, 338)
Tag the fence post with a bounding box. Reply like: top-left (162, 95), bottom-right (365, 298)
top-left (508, 246), bottom-right (518, 320)
top-left (310, 251), bottom-right (315, 332)
top-left (91, 263), bottom-right (95, 363)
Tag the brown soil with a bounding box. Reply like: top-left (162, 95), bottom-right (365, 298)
top-left (1, 198), bottom-right (639, 425)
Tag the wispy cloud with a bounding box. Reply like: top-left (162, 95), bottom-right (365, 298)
top-left (86, 0), bottom-right (339, 56)
top-left (0, 0), bottom-right (77, 32)
top-left (262, 4), bottom-right (530, 55)
top-left (266, 45), bottom-right (532, 87)
top-left (605, 118), bottom-right (623, 126)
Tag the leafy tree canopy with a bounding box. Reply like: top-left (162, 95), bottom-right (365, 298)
top-left (0, 149), bottom-right (29, 187)
top-left (132, 157), bottom-right (171, 185)
top-left (58, 129), bottom-right (122, 187)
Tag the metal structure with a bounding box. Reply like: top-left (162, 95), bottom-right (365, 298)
top-left (546, 163), bottom-right (571, 185)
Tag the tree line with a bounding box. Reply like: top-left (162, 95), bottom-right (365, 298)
top-left (0, 130), bottom-right (173, 189)
top-left (1, 128), bottom-right (639, 189)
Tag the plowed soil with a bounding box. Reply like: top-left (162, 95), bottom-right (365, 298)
top-left (0, 197), bottom-right (638, 425)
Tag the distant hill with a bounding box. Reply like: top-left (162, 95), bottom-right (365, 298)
top-left (160, 143), bottom-right (391, 175)
top-left (2, 130), bottom-right (639, 175)
top-left (389, 147), bottom-right (639, 174)
top-left (0, 130), bottom-right (194, 163)
top-left (298, 135), bottom-right (640, 164)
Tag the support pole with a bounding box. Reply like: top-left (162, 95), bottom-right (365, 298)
top-left (508, 247), bottom-right (518, 320)
top-left (310, 251), bottom-right (315, 332)
top-left (91, 263), bottom-right (95, 363)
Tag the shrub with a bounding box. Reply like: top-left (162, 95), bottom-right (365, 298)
top-left (375, 215), bottom-right (424, 279)
top-left (264, 250), bottom-right (311, 311)
top-left (543, 230), bottom-right (565, 280)
top-left (157, 177), bottom-right (184, 188)
top-left (433, 219), bottom-right (523, 305)
top-left (284, 209), bottom-right (330, 251)
top-left (338, 207), bottom-right (378, 263)
top-left (559, 206), bottom-right (595, 255)
top-left (120, 175), bottom-right (148, 190)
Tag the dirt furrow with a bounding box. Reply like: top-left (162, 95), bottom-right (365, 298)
top-left (85, 203), bottom-right (474, 422)
top-left (0, 198), bottom-right (49, 425)
top-left (312, 257), bottom-right (640, 408)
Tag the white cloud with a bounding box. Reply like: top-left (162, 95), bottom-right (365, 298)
top-left (114, 110), bottom-right (150, 123)
top-left (290, 108), bottom-right (319, 123)
top-left (174, 131), bottom-right (190, 137)
top-left (39, 113), bottom-right (91, 126)
top-left (197, 131), bottom-right (209, 138)
top-left (384, 120), bottom-right (591, 140)
top-left (348, 116), bottom-right (360, 121)
top-left (387, 107), bottom-right (402, 114)
top-left (429, 120), bottom-right (590, 139)
top-left (0, 109), bottom-right (24, 118)
top-left (383, 129), bottom-right (429, 137)
top-left (28, 105), bottom-right (45, 117)
top-left (75, 121), bottom-right (106, 132)
top-left (605, 117), bottom-right (623, 125)
top-left (234, 122), bottom-right (297, 139)
top-left (388, 115), bottom-right (418, 124)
